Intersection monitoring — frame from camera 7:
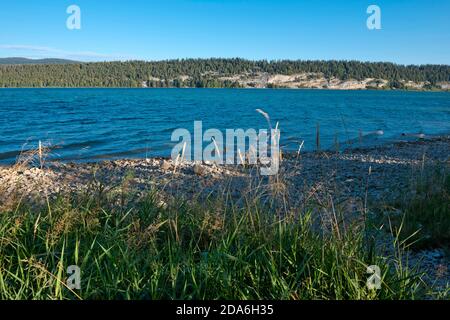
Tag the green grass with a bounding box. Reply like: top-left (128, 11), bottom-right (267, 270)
top-left (0, 186), bottom-right (431, 300)
top-left (386, 166), bottom-right (450, 251)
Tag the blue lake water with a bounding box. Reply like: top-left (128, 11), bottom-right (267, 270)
top-left (0, 88), bottom-right (449, 164)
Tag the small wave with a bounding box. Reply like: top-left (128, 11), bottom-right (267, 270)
top-left (61, 139), bottom-right (108, 150)
top-left (0, 149), bottom-right (23, 161)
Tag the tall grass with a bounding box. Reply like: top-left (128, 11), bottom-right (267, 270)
top-left (385, 166), bottom-right (450, 251)
top-left (0, 189), bottom-right (426, 300)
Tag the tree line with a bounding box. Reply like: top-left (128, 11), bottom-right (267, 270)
top-left (0, 58), bottom-right (449, 88)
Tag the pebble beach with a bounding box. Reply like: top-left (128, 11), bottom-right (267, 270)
top-left (1, 136), bottom-right (448, 206)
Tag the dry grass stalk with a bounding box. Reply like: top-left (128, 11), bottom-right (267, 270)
top-left (173, 141), bottom-right (187, 174)
top-left (14, 141), bottom-right (53, 171)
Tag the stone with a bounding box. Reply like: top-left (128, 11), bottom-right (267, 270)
top-left (193, 164), bottom-right (207, 176)
top-left (161, 160), bottom-right (172, 171)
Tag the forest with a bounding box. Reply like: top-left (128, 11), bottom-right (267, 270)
top-left (0, 58), bottom-right (449, 88)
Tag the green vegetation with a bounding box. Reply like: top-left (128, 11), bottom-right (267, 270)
top-left (1, 141), bottom-right (448, 300)
top-left (0, 186), bottom-right (435, 300)
top-left (0, 58), bottom-right (449, 88)
top-left (386, 167), bottom-right (450, 251)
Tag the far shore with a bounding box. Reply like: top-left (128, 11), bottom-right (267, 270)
top-left (1, 86), bottom-right (449, 92)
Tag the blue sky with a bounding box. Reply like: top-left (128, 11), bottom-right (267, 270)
top-left (0, 0), bottom-right (449, 64)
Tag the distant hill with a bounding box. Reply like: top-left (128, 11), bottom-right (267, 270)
top-left (0, 58), bottom-right (449, 90)
top-left (0, 57), bottom-right (79, 65)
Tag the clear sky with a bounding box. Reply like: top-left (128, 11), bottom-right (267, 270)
top-left (0, 0), bottom-right (449, 64)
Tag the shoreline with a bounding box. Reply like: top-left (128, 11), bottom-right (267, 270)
top-left (1, 134), bottom-right (449, 168)
top-left (1, 87), bottom-right (449, 92)
top-left (1, 135), bottom-right (448, 202)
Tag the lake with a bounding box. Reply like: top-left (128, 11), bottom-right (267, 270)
top-left (0, 88), bottom-right (449, 164)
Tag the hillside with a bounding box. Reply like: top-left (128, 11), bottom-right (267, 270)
top-left (0, 57), bottom-right (79, 65)
top-left (0, 58), bottom-right (449, 90)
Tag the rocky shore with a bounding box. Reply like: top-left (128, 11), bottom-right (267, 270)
top-left (1, 136), bottom-right (449, 295)
top-left (1, 136), bottom-right (448, 206)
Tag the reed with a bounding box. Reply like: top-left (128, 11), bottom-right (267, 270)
top-left (383, 165), bottom-right (450, 251)
top-left (0, 188), bottom-right (428, 300)
top-left (14, 140), bottom-right (52, 171)
top-left (173, 141), bottom-right (187, 174)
